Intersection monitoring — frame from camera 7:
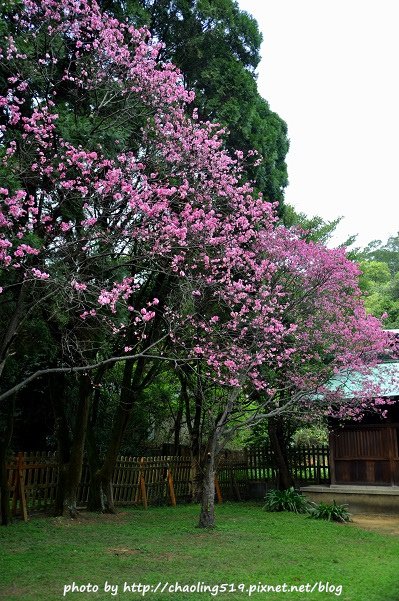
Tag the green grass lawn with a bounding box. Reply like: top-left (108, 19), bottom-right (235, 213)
top-left (0, 502), bottom-right (398, 601)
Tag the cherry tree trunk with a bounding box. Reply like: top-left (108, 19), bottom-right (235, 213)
top-left (198, 451), bottom-right (216, 528)
top-left (189, 417), bottom-right (203, 502)
top-left (198, 430), bottom-right (219, 529)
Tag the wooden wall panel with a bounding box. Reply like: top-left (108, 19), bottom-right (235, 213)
top-left (334, 459), bottom-right (392, 485)
top-left (334, 428), bottom-right (389, 459)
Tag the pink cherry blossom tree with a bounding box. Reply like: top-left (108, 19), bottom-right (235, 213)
top-left (169, 222), bottom-right (391, 527)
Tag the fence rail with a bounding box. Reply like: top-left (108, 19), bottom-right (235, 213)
top-left (217, 445), bottom-right (329, 500)
top-left (4, 445), bottom-right (329, 517)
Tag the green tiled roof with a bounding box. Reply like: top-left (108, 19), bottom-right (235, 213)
top-left (327, 361), bottom-right (399, 398)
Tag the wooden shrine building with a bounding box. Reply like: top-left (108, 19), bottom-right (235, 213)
top-left (329, 361), bottom-right (399, 487)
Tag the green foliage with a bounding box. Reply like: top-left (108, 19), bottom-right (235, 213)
top-left (122, 370), bottom-right (181, 454)
top-left (291, 425), bottom-right (328, 446)
top-left (282, 204), bottom-right (342, 244)
top-left (264, 490), bottom-right (351, 524)
top-left (359, 261), bottom-right (391, 290)
top-left (362, 234), bottom-right (399, 276)
top-left (357, 234), bottom-right (399, 327)
top-left (308, 500), bottom-right (351, 523)
top-left (263, 487), bottom-right (310, 514)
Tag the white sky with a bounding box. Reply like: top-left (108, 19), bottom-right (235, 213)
top-left (236, 0), bottom-right (399, 248)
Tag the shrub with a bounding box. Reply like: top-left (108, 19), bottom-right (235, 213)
top-left (263, 487), bottom-right (310, 513)
top-left (308, 500), bottom-right (351, 523)
top-left (291, 425), bottom-right (328, 446)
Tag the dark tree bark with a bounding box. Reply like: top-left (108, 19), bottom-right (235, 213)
top-left (179, 370), bottom-right (204, 502)
top-left (172, 393), bottom-right (184, 455)
top-left (50, 375), bottom-right (71, 516)
top-left (86, 381), bottom-right (104, 512)
top-left (61, 375), bottom-right (92, 517)
top-left (198, 435), bottom-right (217, 529)
top-left (51, 374), bottom-right (92, 517)
top-left (197, 388), bottom-right (240, 528)
top-left (268, 416), bottom-right (295, 490)
top-left (190, 382), bottom-right (203, 501)
top-left (88, 358), bottom-right (144, 513)
top-left (198, 458), bottom-right (215, 528)
top-left (0, 397), bottom-right (14, 526)
top-left (0, 281), bottom-right (27, 380)
top-left (87, 357), bottom-right (161, 512)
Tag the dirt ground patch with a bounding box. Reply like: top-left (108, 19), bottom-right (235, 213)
top-left (49, 510), bottom-right (131, 526)
top-left (108, 547), bottom-right (143, 556)
top-left (351, 513), bottom-right (399, 536)
top-left (0, 586), bottom-right (31, 598)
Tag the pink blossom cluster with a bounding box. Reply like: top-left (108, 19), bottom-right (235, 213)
top-left (0, 0), bottom-right (392, 418)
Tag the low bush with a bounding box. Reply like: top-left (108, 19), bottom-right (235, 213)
top-left (308, 500), bottom-right (351, 523)
top-left (263, 487), bottom-right (310, 513)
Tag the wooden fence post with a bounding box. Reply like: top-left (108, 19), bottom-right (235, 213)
top-left (167, 467), bottom-right (177, 507)
top-left (138, 457), bottom-right (148, 509)
top-left (215, 475), bottom-right (223, 504)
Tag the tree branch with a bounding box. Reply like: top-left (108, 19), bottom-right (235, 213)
top-left (0, 334), bottom-right (176, 403)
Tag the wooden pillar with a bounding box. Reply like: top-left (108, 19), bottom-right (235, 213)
top-left (328, 431), bottom-right (336, 485)
top-left (388, 427), bottom-right (397, 487)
